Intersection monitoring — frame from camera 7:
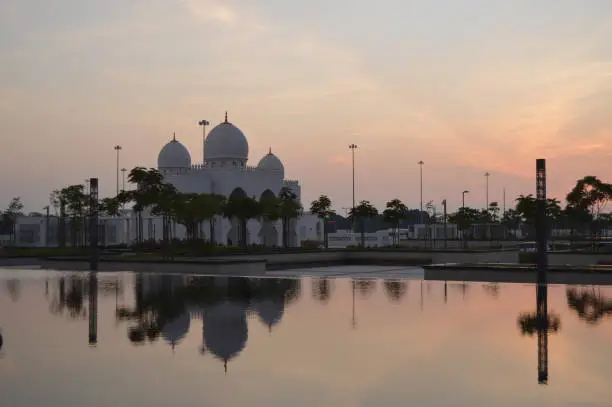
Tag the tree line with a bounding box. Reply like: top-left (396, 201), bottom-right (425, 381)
top-left (1, 173), bottom-right (610, 247)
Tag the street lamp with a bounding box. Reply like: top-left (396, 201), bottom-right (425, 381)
top-left (485, 172), bottom-right (491, 209)
top-left (113, 145), bottom-right (122, 196)
top-left (199, 119), bottom-right (210, 162)
top-left (462, 190), bottom-right (470, 209)
top-left (121, 168), bottom-right (127, 192)
top-left (418, 161), bottom-right (424, 223)
top-left (349, 144), bottom-right (358, 211)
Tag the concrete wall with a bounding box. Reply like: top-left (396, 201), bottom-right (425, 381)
top-left (41, 259), bottom-right (268, 275)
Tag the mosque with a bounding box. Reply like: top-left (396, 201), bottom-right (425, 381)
top-left (151, 112), bottom-right (321, 247)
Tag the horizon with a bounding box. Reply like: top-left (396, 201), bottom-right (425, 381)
top-left (1, 0), bottom-right (611, 213)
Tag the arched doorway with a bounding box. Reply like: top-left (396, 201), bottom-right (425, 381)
top-left (259, 189), bottom-right (279, 247)
top-left (226, 187), bottom-right (249, 246)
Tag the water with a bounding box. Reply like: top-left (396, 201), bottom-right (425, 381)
top-left (1, 267), bottom-right (612, 407)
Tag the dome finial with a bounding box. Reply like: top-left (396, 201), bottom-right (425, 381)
top-left (224, 111), bottom-right (228, 123)
top-left (268, 147), bottom-right (272, 155)
top-left (172, 132), bottom-right (176, 142)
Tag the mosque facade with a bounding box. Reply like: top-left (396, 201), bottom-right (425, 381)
top-left (150, 112), bottom-right (321, 247)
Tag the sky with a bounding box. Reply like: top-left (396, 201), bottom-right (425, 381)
top-left (1, 0), bottom-right (612, 213)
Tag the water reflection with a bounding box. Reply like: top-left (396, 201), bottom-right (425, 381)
top-left (5, 279), bottom-right (19, 302)
top-left (383, 280), bottom-right (408, 302)
top-left (311, 278), bottom-right (334, 303)
top-left (567, 287), bottom-right (612, 324)
top-left (4, 271), bottom-right (612, 406)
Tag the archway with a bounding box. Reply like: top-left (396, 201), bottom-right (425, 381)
top-left (226, 188), bottom-right (249, 246)
top-left (258, 189), bottom-right (279, 247)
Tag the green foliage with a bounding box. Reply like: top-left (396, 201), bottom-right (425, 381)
top-left (349, 200), bottom-right (379, 247)
top-left (383, 199), bottom-right (408, 246)
top-left (309, 195), bottom-right (335, 248)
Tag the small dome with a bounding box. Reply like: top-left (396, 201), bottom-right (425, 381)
top-left (204, 113), bottom-right (249, 162)
top-left (257, 148), bottom-right (284, 178)
top-left (158, 135), bottom-right (191, 168)
top-left (251, 298), bottom-right (284, 331)
top-left (162, 313), bottom-right (191, 348)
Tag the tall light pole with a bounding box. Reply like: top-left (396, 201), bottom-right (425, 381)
top-left (121, 168), bottom-right (127, 192)
top-left (349, 144), bottom-right (358, 212)
top-left (418, 161), bottom-right (424, 222)
top-left (113, 145), bottom-right (122, 196)
top-left (485, 172), bottom-right (491, 209)
top-left (462, 190), bottom-right (469, 209)
top-left (199, 119), bottom-right (210, 163)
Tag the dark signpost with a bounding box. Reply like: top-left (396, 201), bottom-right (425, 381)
top-left (89, 178), bottom-right (99, 271)
top-left (535, 158), bottom-right (549, 385)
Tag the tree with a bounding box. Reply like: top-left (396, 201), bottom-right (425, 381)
top-left (448, 207), bottom-right (481, 236)
top-left (1, 197), bottom-right (23, 244)
top-left (382, 199), bottom-right (408, 246)
top-left (278, 187), bottom-right (302, 248)
top-left (514, 194), bottom-right (561, 238)
top-left (349, 200), bottom-right (379, 247)
top-left (223, 195), bottom-right (261, 248)
top-left (126, 167), bottom-right (166, 243)
top-left (310, 195), bottom-right (335, 248)
top-left (566, 176), bottom-right (612, 237)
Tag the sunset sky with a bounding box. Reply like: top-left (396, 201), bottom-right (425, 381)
top-left (1, 0), bottom-right (612, 213)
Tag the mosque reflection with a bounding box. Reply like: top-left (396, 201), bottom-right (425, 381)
top-left (116, 275), bottom-right (300, 371)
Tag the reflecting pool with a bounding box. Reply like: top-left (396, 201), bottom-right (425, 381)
top-left (1, 268), bottom-right (612, 407)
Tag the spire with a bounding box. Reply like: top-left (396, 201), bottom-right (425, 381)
top-left (172, 132), bottom-right (176, 142)
top-left (268, 147), bottom-right (272, 155)
top-left (224, 111), bottom-right (228, 123)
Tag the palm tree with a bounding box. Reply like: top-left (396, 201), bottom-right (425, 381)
top-left (349, 200), bottom-right (379, 247)
top-left (382, 198), bottom-right (408, 247)
top-left (127, 167), bottom-right (166, 244)
top-left (309, 195), bottom-right (335, 248)
top-left (260, 193), bottom-right (281, 246)
top-left (278, 187), bottom-right (302, 248)
top-left (223, 195), bottom-right (261, 248)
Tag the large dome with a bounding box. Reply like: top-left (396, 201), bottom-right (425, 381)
top-left (204, 114), bottom-right (249, 162)
top-left (257, 148), bottom-right (284, 178)
top-left (203, 301), bottom-right (248, 371)
top-left (158, 135), bottom-right (191, 168)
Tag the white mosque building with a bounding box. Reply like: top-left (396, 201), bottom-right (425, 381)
top-left (141, 112), bottom-right (321, 247)
top-left (2, 113), bottom-right (323, 248)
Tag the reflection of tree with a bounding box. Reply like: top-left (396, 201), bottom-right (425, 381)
top-left (517, 313), bottom-right (561, 336)
top-left (383, 280), bottom-right (407, 302)
top-left (356, 280), bottom-right (376, 299)
top-left (451, 282), bottom-right (469, 299)
top-left (311, 278), bottom-right (334, 303)
top-left (47, 275), bottom-right (122, 321)
top-left (48, 277), bottom-right (87, 319)
top-left (566, 287), bottom-right (612, 324)
top-left (482, 283), bottom-right (500, 298)
top-left (5, 279), bottom-right (20, 302)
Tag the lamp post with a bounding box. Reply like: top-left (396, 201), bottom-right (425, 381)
top-left (113, 145), bottom-right (122, 196)
top-left (485, 172), bottom-right (491, 209)
top-left (461, 190), bottom-right (469, 247)
top-left (349, 144), bottom-right (358, 211)
top-left (199, 119), bottom-right (210, 163)
top-left (418, 161), bottom-right (424, 222)
top-left (121, 168), bottom-right (127, 192)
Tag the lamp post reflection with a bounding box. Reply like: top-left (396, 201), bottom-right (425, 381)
top-left (88, 272), bottom-right (98, 346)
top-left (351, 280), bottom-right (357, 329)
